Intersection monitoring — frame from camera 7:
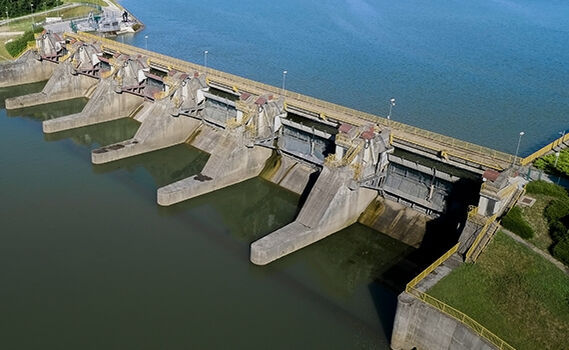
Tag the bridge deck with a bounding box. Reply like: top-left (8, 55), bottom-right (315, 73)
top-left (65, 32), bottom-right (515, 171)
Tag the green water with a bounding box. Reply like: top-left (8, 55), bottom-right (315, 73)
top-left (0, 83), bottom-right (418, 349)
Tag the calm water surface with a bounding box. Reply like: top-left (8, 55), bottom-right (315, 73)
top-left (0, 83), bottom-right (415, 349)
top-left (121, 0), bottom-right (569, 154)
top-left (3, 1), bottom-right (568, 348)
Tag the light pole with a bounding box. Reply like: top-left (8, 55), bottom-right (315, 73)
top-left (513, 131), bottom-right (525, 166)
top-left (387, 97), bottom-right (396, 120)
top-left (204, 50), bottom-right (208, 73)
top-left (144, 35), bottom-right (148, 50)
top-left (554, 130), bottom-right (566, 168)
top-left (282, 70), bottom-right (287, 97)
top-left (5, 7), bottom-right (9, 30)
top-left (30, 3), bottom-right (34, 31)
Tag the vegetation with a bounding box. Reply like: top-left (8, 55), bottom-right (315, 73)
top-left (1, 0), bottom-right (63, 19)
top-left (534, 149), bottom-right (569, 177)
top-left (502, 206), bottom-right (534, 239)
top-left (525, 180), bottom-right (569, 198)
top-left (517, 181), bottom-right (569, 266)
top-left (5, 26), bottom-right (43, 57)
top-left (429, 231), bottom-right (569, 350)
top-left (520, 193), bottom-right (556, 251)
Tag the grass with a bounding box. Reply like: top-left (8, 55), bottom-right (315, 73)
top-left (520, 194), bottom-right (556, 251)
top-left (429, 231), bottom-right (569, 350)
top-left (0, 35), bottom-right (18, 61)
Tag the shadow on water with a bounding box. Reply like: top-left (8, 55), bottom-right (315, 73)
top-left (94, 144), bottom-right (210, 188)
top-left (158, 177), bottom-right (300, 242)
top-left (0, 81), bottom-right (46, 108)
top-left (7, 98), bottom-right (88, 122)
top-left (44, 118), bottom-right (140, 150)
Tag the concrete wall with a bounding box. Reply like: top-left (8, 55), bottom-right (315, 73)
top-left (359, 198), bottom-right (429, 248)
top-left (0, 51), bottom-right (57, 88)
top-left (5, 61), bottom-right (97, 109)
top-left (260, 153), bottom-right (318, 195)
top-left (391, 292), bottom-right (496, 350)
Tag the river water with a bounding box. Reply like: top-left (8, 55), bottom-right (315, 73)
top-left (121, 0), bottom-right (569, 155)
top-left (0, 82), bottom-right (415, 348)
top-left (1, 1), bottom-right (568, 348)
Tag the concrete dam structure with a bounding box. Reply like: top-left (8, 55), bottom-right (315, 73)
top-left (2, 30), bottom-right (534, 350)
top-left (0, 31), bottom-right (525, 269)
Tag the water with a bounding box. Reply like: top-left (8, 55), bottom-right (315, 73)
top-left (0, 83), bottom-right (419, 349)
top-left (2, 1), bottom-right (567, 348)
top-left (121, 0), bottom-right (569, 155)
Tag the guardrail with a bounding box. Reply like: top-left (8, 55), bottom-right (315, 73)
top-left (67, 31), bottom-right (515, 170)
top-left (406, 242), bottom-right (516, 350)
top-left (521, 132), bottom-right (569, 166)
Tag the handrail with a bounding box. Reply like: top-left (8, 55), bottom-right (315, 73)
top-left (406, 242), bottom-right (516, 350)
top-left (406, 243), bottom-right (460, 290)
top-left (465, 214), bottom-right (498, 262)
top-left (407, 286), bottom-right (516, 350)
top-left (521, 132), bottom-right (569, 166)
top-left (67, 31), bottom-right (515, 170)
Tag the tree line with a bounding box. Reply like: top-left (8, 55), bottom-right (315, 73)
top-left (1, 0), bottom-right (63, 19)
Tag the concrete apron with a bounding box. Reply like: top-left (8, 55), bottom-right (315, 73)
top-left (42, 78), bottom-right (144, 134)
top-left (91, 101), bottom-right (201, 164)
top-left (0, 51), bottom-right (58, 88)
top-left (250, 166), bottom-right (377, 265)
top-left (157, 128), bottom-right (273, 206)
top-left (5, 61), bottom-right (96, 109)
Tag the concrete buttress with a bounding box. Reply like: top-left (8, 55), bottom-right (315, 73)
top-left (91, 100), bottom-right (201, 164)
top-left (156, 128), bottom-right (273, 206)
top-left (250, 166), bottom-right (377, 265)
top-left (42, 78), bottom-right (143, 133)
top-left (5, 60), bottom-right (97, 109)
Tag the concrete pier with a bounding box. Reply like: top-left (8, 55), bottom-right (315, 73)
top-left (91, 100), bottom-right (200, 164)
top-left (5, 61), bottom-right (97, 109)
top-left (157, 129), bottom-right (273, 206)
top-left (42, 78), bottom-right (143, 133)
top-left (250, 166), bottom-right (377, 265)
top-left (0, 51), bottom-right (57, 88)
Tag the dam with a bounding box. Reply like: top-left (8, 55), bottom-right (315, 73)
top-left (0, 31), bottom-right (527, 269)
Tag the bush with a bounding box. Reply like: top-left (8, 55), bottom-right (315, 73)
top-left (5, 27), bottom-right (44, 58)
top-left (544, 199), bottom-right (569, 224)
top-left (502, 206), bottom-right (534, 239)
top-left (549, 220), bottom-right (569, 243)
top-left (552, 237), bottom-right (569, 266)
top-left (525, 180), bottom-right (569, 199)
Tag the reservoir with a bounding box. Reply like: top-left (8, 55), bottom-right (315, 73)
top-left (1, 0), bottom-right (568, 348)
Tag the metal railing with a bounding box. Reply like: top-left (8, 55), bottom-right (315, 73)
top-left (67, 31), bottom-right (515, 170)
top-left (521, 132), bottom-right (569, 166)
top-left (406, 242), bottom-right (516, 350)
top-left (465, 214), bottom-right (498, 262)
